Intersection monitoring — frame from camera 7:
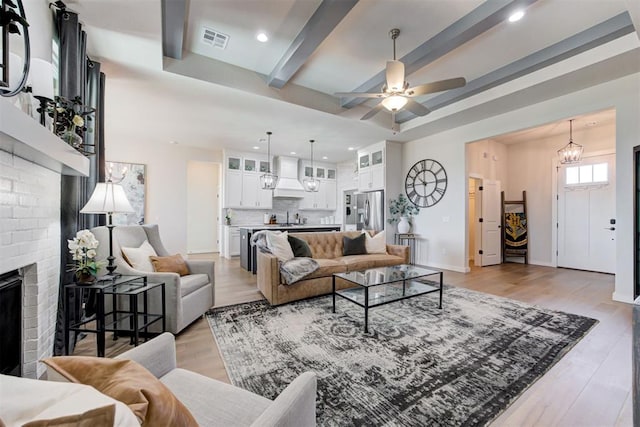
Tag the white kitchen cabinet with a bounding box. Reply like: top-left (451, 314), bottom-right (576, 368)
top-left (241, 174), bottom-right (273, 209)
top-left (223, 150), bottom-right (273, 209)
top-left (299, 160), bottom-right (337, 210)
top-left (358, 144), bottom-right (385, 192)
top-left (224, 171), bottom-right (243, 208)
top-left (223, 226), bottom-right (240, 258)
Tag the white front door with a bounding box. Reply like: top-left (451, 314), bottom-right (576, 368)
top-left (481, 179), bottom-right (502, 266)
top-left (557, 154), bottom-right (616, 273)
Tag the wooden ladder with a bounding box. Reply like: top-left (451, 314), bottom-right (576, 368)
top-left (501, 190), bottom-right (528, 264)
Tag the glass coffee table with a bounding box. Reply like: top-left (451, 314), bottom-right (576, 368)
top-left (332, 264), bottom-right (443, 333)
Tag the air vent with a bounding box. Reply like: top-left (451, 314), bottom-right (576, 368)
top-left (201, 26), bottom-right (229, 49)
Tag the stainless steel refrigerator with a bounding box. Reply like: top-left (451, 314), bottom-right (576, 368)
top-left (356, 190), bottom-right (384, 232)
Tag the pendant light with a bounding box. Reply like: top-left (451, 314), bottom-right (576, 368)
top-left (260, 131), bottom-right (278, 190)
top-left (558, 119), bottom-right (583, 164)
top-left (303, 139), bottom-right (320, 192)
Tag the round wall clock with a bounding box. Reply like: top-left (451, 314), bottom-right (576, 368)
top-left (405, 159), bottom-right (448, 207)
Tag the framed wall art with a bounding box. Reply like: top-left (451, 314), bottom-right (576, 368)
top-left (109, 161), bottom-right (146, 225)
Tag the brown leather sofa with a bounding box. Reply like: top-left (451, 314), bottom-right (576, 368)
top-left (257, 231), bottom-right (410, 305)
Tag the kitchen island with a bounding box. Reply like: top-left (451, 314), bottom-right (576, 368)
top-left (239, 224), bottom-right (341, 273)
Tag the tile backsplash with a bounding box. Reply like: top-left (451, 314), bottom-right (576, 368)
top-left (226, 198), bottom-right (336, 225)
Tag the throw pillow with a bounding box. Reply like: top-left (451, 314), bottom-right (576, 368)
top-left (149, 254), bottom-right (190, 276)
top-left (22, 405), bottom-right (115, 427)
top-left (42, 357), bottom-right (197, 427)
top-left (287, 235), bottom-right (313, 258)
top-left (365, 230), bottom-right (387, 254)
top-left (121, 240), bottom-right (157, 272)
top-left (266, 231), bottom-right (294, 261)
top-left (343, 233), bottom-right (367, 256)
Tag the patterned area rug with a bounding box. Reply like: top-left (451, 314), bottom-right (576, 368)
top-left (207, 285), bottom-right (597, 426)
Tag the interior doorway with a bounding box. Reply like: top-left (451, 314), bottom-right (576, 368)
top-left (187, 161), bottom-right (220, 254)
top-left (468, 176), bottom-right (502, 267)
top-left (557, 153), bottom-right (616, 273)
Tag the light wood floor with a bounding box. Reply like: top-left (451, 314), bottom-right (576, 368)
top-left (73, 255), bottom-right (633, 426)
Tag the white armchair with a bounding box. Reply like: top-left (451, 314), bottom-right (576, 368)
top-left (91, 224), bottom-right (215, 334)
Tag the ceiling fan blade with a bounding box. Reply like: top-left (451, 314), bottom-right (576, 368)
top-left (360, 102), bottom-right (385, 120)
top-left (335, 92), bottom-right (384, 98)
top-left (404, 99), bottom-right (431, 117)
top-left (406, 77), bottom-right (466, 97)
top-left (386, 60), bottom-right (405, 92)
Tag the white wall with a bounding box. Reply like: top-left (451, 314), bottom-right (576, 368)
top-left (402, 73), bottom-right (639, 303)
top-left (187, 161), bottom-right (219, 254)
top-left (12, 0), bottom-right (52, 60)
top-left (104, 140), bottom-right (221, 254)
top-left (467, 140), bottom-right (509, 184)
top-left (505, 121), bottom-right (616, 266)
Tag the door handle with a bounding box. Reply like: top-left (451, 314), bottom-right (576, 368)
top-left (605, 227), bottom-right (615, 231)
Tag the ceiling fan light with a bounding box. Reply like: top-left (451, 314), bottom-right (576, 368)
top-left (382, 95), bottom-right (408, 111)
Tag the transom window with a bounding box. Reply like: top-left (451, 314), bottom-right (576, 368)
top-left (565, 162), bottom-right (608, 185)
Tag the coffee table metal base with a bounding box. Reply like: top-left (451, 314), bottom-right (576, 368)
top-left (332, 269), bottom-right (443, 333)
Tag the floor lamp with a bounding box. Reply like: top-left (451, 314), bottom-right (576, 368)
top-left (80, 181), bottom-right (134, 278)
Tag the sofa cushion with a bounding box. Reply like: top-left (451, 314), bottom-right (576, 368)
top-left (334, 254), bottom-right (405, 272)
top-left (289, 231), bottom-right (363, 259)
top-left (42, 357), bottom-right (197, 426)
top-left (121, 240), bottom-right (157, 272)
top-left (0, 374), bottom-right (139, 427)
top-left (343, 233), bottom-right (367, 256)
top-left (291, 258), bottom-right (348, 281)
top-left (150, 254), bottom-right (190, 276)
top-left (365, 230), bottom-right (387, 254)
top-left (160, 368), bottom-right (271, 427)
top-left (22, 405), bottom-right (115, 427)
top-left (266, 231), bottom-right (294, 261)
top-left (180, 273), bottom-right (210, 297)
top-left (288, 235), bottom-right (313, 258)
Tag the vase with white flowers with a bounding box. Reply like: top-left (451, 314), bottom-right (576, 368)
top-left (388, 193), bottom-right (420, 233)
top-left (67, 229), bottom-right (106, 284)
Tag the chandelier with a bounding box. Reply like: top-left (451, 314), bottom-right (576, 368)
top-left (303, 140), bottom-right (320, 192)
top-left (558, 119), bottom-right (583, 164)
top-left (260, 131), bottom-right (278, 190)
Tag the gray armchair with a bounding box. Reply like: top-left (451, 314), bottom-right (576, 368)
top-left (91, 224), bottom-right (215, 334)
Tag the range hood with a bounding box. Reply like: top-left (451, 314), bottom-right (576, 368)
top-left (273, 156), bottom-right (305, 198)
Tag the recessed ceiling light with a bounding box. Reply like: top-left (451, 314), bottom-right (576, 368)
top-left (348, 147), bottom-right (355, 151)
top-left (290, 151), bottom-right (296, 155)
top-left (508, 10), bottom-right (524, 22)
top-left (253, 146), bottom-right (260, 150)
top-left (257, 32), bottom-right (268, 43)
top-left (322, 156), bottom-right (328, 160)
top-left (169, 140), bottom-right (179, 145)
top-left (586, 121), bottom-right (598, 127)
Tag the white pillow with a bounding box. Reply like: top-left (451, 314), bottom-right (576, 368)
top-left (266, 231), bottom-right (294, 261)
top-left (0, 374), bottom-right (139, 427)
top-left (121, 240), bottom-right (157, 272)
top-left (365, 230), bottom-right (387, 254)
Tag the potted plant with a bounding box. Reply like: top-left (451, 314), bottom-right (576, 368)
top-left (225, 208), bottom-right (233, 225)
top-left (67, 229), bottom-right (106, 284)
top-left (388, 193), bottom-right (419, 233)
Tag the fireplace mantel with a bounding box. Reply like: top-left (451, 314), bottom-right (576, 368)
top-left (0, 97), bottom-right (89, 176)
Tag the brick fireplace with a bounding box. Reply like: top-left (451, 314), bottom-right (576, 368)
top-left (0, 150), bottom-right (62, 378)
top-left (1, 97), bottom-right (88, 377)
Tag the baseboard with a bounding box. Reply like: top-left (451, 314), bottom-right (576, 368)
top-left (528, 260), bottom-right (555, 267)
top-left (612, 291), bottom-right (635, 304)
top-left (419, 262), bottom-right (468, 273)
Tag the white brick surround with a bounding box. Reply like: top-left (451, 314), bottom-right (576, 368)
top-left (0, 149), bottom-right (61, 378)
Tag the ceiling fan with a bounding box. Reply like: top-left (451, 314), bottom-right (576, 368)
top-left (335, 28), bottom-right (466, 126)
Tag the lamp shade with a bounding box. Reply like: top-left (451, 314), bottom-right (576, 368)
top-left (29, 58), bottom-right (54, 99)
top-left (381, 95), bottom-right (408, 111)
top-left (80, 182), bottom-right (134, 214)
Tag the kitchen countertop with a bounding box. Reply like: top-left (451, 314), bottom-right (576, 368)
top-left (236, 224), bottom-right (342, 232)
